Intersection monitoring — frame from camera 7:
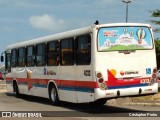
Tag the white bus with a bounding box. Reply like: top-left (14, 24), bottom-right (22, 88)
top-left (1, 23), bottom-right (158, 105)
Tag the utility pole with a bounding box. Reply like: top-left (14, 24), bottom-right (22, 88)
top-left (122, 0), bottom-right (132, 23)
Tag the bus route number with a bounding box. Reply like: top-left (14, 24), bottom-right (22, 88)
top-left (84, 70), bottom-right (91, 76)
top-left (140, 78), bottom-right (150, 84)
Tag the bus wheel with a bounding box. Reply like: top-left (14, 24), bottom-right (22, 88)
top-left (49, 85), bottom-right (59, 105)
top-left (13, 82), bottom-right (20, 97)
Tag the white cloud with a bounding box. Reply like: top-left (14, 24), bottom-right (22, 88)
top-left (29, 14), bottom-right (66, 32)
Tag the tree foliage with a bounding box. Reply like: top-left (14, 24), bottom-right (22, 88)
top-left (155, 40), bottom-right (160, 69)
top-left (151, 9), bottom-right (160, 17)
top-left (150, 9), bottom-right (160, 68)
top-left (150, 9), bottom-right (160, 33)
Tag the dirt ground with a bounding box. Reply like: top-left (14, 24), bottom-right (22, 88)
top-left (132, 92), bottom-right (160, 102)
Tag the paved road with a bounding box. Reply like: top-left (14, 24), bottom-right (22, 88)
top-left (0, 92), bottom-right (160, 117)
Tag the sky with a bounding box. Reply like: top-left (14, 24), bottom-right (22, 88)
top-left (0, 0), bottom-right (160, 65)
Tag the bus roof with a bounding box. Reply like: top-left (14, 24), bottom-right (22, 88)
top-left (97, 23), bottom-right (151, 28)
top-left (6, 26), bottom-right (92, 50)
top-left (6, 23), bottom-right (151, 50)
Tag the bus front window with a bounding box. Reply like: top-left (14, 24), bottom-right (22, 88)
top-left (98, 26), bottom-right (153, 52)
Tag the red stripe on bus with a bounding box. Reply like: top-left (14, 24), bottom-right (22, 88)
top-left (5, 77), bottom-right (98, 88)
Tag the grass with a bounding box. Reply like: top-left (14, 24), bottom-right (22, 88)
top-left (101, 45), bottom-right (145, 51)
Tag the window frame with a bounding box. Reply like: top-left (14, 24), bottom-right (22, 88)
top-left (35, 43), bottom-right (46, 66)
top-left (60, 38), bottom-right (74, 66)
top-left (47, 40), bottom-right (59, 66)
top-left (5, 52), bottom-right (11, 73)
top-left (75, 34), bottom-right (91, 65)
top-left (18, 47), bottom-right (26, 67)
top-left (11, 49), bottom-right (18, 67)
top-left (26, 45), bottom-right (35, 67)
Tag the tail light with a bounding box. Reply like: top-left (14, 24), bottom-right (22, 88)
top-left (96, 72), bottom-right (107, 90)
top-left (98, 78), bottom-right (104, 83)
top-left (150, 68), bottom-right (157, 85)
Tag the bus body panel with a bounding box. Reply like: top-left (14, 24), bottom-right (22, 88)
top-left (95, 50), bottom-right (156, 81)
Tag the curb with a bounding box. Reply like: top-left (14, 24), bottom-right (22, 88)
top-left (124, 102), bottom-right (160, 107)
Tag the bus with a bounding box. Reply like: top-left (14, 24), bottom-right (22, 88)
top-left (1, 23), bottom-right (158, 105)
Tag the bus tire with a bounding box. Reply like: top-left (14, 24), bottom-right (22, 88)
top-left (13, 82), bottom-right (20, 97)
top-left (49, 84), bottom-right (59, 105)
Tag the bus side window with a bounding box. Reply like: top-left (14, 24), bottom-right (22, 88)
top-left (36, 43), bottom-right (46, 66)
top-left (11, 49), bottom-right (18, 67)
top-left (60, 38), bottom-right (74, 66)
top-left (18, 47), bottom-right (26, 67)
top-left (5, 53), bottom-right (11, 73)
top-left (47, 41), bottom-right (59, 66)
top-left (76, 34), bottom-right (91, 65)
top-left (26, 46), bottom-right (35, 67)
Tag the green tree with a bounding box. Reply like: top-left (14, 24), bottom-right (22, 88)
top-left (150, 9), bottom-right (160, 69)
top-left (150, 9), bottom-right (160, 33)
top-left (155, 40), bottom-right (160, 69)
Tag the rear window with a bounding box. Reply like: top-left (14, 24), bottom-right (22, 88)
top-left (98, 26), bottom-right (153, 52)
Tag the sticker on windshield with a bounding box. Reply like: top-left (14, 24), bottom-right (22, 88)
top-left (98, 27), bottom-right (153, 51)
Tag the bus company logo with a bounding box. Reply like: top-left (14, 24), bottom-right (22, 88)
top-left (43, 68), bottom-right (46, 75)
top-left (47, 70), bottom-right (56, 75)
top-left (120, 71), bottom-right (125, 76)
top-left (103, 30), bottom-right (118, 37)
top-left (44, 68), bottom-right (56, 76)
top-left (120, 70), bottom-right (139, 76)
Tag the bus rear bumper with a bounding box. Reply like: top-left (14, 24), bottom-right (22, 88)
top-left (94, 83), bottom-right (158, 101)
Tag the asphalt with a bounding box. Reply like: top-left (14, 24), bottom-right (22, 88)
top-left (0, 80), bottom-right (160, 107)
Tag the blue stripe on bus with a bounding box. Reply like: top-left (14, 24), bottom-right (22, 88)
top-left (108, 83), bottom-right (149, 89)
top-left (19, 82), bottom-right (28, 85)
top-left (37, 84), bottom-right (48, 88)
top-left (76, 86), bottom-right (94, 93)
top-left (59, 86), bottom-right (94, 93)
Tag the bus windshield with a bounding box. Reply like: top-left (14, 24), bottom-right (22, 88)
top-left (98, 26), bottom-right (153, 52)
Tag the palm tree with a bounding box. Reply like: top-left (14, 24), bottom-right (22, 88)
top-left (150, 9), bottom-right (160, 33)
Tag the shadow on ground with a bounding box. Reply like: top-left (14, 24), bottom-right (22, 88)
top-left (5, 93), bottom-right (146, 117)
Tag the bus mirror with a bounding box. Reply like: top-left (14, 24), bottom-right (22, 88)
top-left (1, 56), bottom-right (4, 62)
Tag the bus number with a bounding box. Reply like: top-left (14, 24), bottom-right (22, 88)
top-left (84, 70), bottom-right (91, 76)
top-left (140, 78), bottom-right (150, 84)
